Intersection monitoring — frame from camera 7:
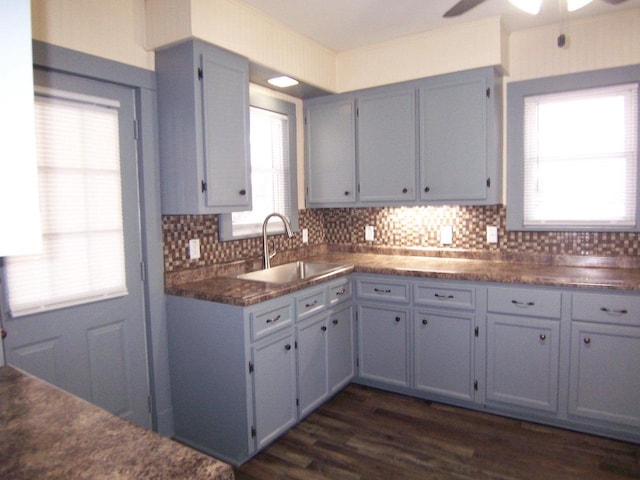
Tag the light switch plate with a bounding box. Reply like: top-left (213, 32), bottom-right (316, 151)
top-left (365, 225), bottom-right (374, 242)
top-left (302, 228), bottom-right (309, 244)
top-left (487, 226), bottom-right (498, 244)
top-left (440, 225), bottom-right (453, 245)
top-left (188, 238), bottom-right (201, 260)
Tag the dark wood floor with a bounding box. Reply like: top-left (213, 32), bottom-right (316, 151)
top-left (234, 384), bottom-right (640, 480)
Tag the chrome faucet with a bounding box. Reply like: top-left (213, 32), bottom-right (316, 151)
top-left (262, 213), bottom-right (294, 269)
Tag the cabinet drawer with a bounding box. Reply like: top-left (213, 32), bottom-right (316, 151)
top-left (488, 286), bottom-right (561, 319)
top-left (572, 292), bottom-right (640, 326)
top-left (251, 300), bottom-right (294, 341)
top-left (357, 278), bottom-right (410, 303)
top-left (327, 279), bottom-right (352, 307)
top-left (414, 283), bottom-right (475, 310)
top-left (296, 288), bottom-right (326, 321)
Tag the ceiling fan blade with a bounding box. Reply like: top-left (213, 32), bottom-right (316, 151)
top-left (443, 0), bottom-right (487, 17)
top-left (600, 0), bottom-right (628, 4)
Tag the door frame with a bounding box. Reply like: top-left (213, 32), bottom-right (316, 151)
top-left (0, 41), bottom-right (172, 435)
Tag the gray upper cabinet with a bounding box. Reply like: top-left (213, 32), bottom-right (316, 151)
top-left (419, 68), bottom-right (501, 204)
top-left (304, 97), bottom-right (356, 206)
top-left (357, 87), bottom-right (417, 203)
top-left (304, 67), bottom-right (501, 208)
top-left (156, 39), bottom-right (251, 214)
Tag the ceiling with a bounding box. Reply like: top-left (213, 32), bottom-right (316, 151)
top-left (239, 0), bottom-right (639, 52)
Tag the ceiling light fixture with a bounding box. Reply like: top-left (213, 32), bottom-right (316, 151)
top-left (267, 76), bottom-right (299, 88)
top-left (508, 0), bottom-right (593, 14)
top-left (508, 0), bottom-right (543, 14)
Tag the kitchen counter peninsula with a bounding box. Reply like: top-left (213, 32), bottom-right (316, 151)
top-left (0, 366), bottom-right (234, 480)
top-left (166, 251), bottom-right (640, 306)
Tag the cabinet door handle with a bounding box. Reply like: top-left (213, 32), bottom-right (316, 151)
top-left (284, 344), bottom-right (291, 351)
top-left (266, 315), bottom-right (281, 324)
top-left (422, 319), bottom-right (428, 325)
top-left (434, 293), bottom-right (454, 300)
top-left (344, 191), bottom-right (350, 196)
top-left (584, 337), bottom-right (591, 345)
top-left (511, 300), bottom-right (535, 307)
top-left (374, 288), bottom-right (391, 294)
top-left (239, 189), bottom-right (247, 196)
top-left (332, 319), bottom-right (339, 326)
top-left (402, 188), bottom-right (408, 194)
top-left (424, 186), bottom-right (430, 193)
top-left (394, 316), bottom-right (401, 323)
top-left (321, 326), bottom-right (327, 332)
top-left (305, 300), bottom-right (318, 308)
top-left (600, 307), bottom-right (628, 315)
top-left (539, 333), bottom-right (546, 341)
top-left (335, 288), bottom-right (346, 296)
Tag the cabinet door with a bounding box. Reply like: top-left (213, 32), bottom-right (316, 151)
top-left (296, 315), bottom-right (328, 418)
top-left (357, 88), bottom-right (417, 203)
top-left (414, 310), bottom-right (475, 401)
top-left (327, 303), bottom-right (355, 394)
top-left (419, 74), bottom-right (488, 202)
top-left (252, 332), bottom-right (297, 449)
top-left (569, 322), bottom-right (640, 427)
top-left (305, 99), bottom-right (356, 206)
top-left (358, 304), bottom-right (409, 387)
top-left (486, 314), bottom-right (559, 412)
top-left (200, 49), bottom-right (251, 211)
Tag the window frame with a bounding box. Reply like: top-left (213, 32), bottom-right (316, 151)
top-left (218, 94), bottom-right (298, 241)
top-left (506, 64), bottom-right (640, 232)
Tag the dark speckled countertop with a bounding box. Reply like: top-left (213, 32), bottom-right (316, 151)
top-left (166, 251), bottom-right (640, 307)
top-left (0, 366), bottom-right (234, 480)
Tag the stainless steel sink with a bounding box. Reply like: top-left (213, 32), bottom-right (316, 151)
top-left (235, 261), bottom-right (349, 284)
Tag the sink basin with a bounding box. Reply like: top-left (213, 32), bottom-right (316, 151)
top-left (236, 261), bottom-right (349, 284)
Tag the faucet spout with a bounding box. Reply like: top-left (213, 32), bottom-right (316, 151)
top-left (262, 213), bottom-right (294, 269)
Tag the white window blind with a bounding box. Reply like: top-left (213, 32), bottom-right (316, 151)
top-left (231, 106), bottom-right (292, 237)
top-left (6, 90), bottom-right (127, 317)
top-left (523, 83), bottom-right (638, 228)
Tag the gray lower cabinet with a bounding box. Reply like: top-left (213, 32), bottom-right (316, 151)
top-left (414, 309), bottom-right (476, 402)
top-left (166, 277), bottom-right (354, 465)
top-left (156, 39), bottom-right (251, 214)
top-left (358, 303), bottom-right (410, 387)
top-left (568, 292), bottom-right (640, 430)
top-left (486, 286), bottom-right (561, 413)
top-left (296, 314), bottom-right (329, 418)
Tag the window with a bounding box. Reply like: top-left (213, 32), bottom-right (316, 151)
top-left (5, 88), bottom-right (127, 316)
top-left (219, 95), bottom-right (298, 240)
top-left (507, 65), bottom-right (640, 231)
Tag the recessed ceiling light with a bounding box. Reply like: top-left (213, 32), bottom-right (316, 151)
top-left (267, 76), bottom-right (299, 88)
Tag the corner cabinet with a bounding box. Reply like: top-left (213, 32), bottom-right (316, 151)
top-left (156, 39), bottom-right (251, 214)
top-left (304, 67), bottom-right (501, 208)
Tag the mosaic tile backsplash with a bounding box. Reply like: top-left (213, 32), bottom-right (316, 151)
top-left (163, 205), bottom-right (640, 274)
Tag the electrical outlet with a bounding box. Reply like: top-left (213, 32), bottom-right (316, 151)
top-left (486, 226), bottom-right (498, 244)
top-left (440, 225), bottom-right (453, 245)
top-left (302, 228), bottom-right (309, 244)
top-left (365, 225), bottom-right (375, 242)
top-left (188, 238), bottom-right (201, 260)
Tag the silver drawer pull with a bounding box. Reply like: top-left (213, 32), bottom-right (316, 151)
top-left (512, 300), bottom-right (535, 307)
top-left (434, 293), bottom-right (454, 300)
top-left (266, 315), bottom-right (281, 324)
top-left (539, 333), bottom-right (546, 341)
top-left (335, 288), bottom-right (346, 296)
top-left (305, 300), bottom-right (318, 308)
top-left (374, 288), bottom-right (392, 294)
top-left (600, 307), bottom-right (628, 315)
